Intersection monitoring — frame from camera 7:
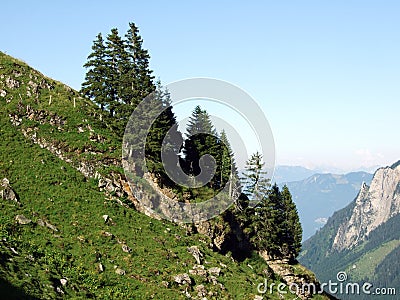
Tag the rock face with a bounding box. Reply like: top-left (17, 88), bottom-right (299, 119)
top-left (332, 163), bottom-right (400, 251)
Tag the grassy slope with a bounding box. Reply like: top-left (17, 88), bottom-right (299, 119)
top-left (0, 52), bottom-right (326, 299)
top-left (345, 240), bottom-right (400, 281)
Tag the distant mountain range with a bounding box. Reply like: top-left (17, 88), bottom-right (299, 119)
top-left (299, 161), bottom-right (400, 299)
top-left (283, 171), bottom-right (373, 240)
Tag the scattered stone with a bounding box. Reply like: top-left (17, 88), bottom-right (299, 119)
top-left (56, 286), bottom-right (64, 295)
top-left (45, 221), bottom-right (58, 232)
top-left (60, 278), bottom-right (68, 287)
top-left (115, 268), bottom-right (126, 275)
top-left (102, 231), bottom-right (114, 238)
top-left (98, 263), bottom-right (104, 273)
top-left (0, 89), bottom-right (6, 97)
top-left (37, 219), bottom-right (45, 227)
top-left (187, 246), bottom-right (203, 264)
top-left (122, 244), bottom-right (132, 253)
top-left (15, 215), bottom-right (31, 225)
top-left (161, 281), bottom-right (169, 288)
top-left (174, 273), bottom-right (192, 285)
top-left (208, 267), bottom-right (221, 276)
top-left (5, 77), bottom-right (20, 89)
top-left (102, 215), bottom-right (109, 223)
top-left (195, 284), bottom-right (207, 298)
top-left (254, 295), bottom-right (263, 300)
top-left (220, 262), bottom-right (227, 268)
top-left (208, 275), bottom-right (218, 285)
top-left (189, 264), bottom-right (207, 277)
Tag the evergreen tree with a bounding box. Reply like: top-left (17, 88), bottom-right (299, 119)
top-left (281, 185), bottom-right (302, 259)
top-left (105, 28), bottom-right (127, 122)
top-left (145, 81), bottom-right (182, 181)
top-left (124, 22), bottom-right (154, 106)
top-left (182, 106), bottom-right (219, 186)
top-left (81, 33), bottom-right (109, 113)
top-left (241, 151), bottom-right (270, 207)
top-left (82, 23), bottom-right (155, 136)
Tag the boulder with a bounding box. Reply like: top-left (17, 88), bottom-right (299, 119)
top-left (173, 273), bottom-right (192, 285)
top-left (208, 267), bottom-right (221, 276)
top-left (115, 268), bottom-right (126, 275)
top-left (121, 244), bottom-right (132, 253)
top-left (15, 215), bottom-right (31, 225)
top-left (1, 178), bottom-right (19, 203)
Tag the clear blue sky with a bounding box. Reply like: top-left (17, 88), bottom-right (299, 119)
top-left (2, 1), bottom-right (399, 172)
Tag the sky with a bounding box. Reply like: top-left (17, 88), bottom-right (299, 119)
top-left (1, 1), bottom-right (400, 172)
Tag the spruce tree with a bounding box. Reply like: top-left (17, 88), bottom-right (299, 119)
top-left (281, 185), bottom-right (302, 259)
top-left (105, 28), bottom-right (127, 122)
top-left (81, 33), bottom-right (109, 113)
top-left (145, 81), bottom-right (182, 182)
top-left (182, 106), bottom-right (219, 186)
top-left (241, 151), bottom-right (270, 207)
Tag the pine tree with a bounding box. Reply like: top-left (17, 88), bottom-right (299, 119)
top-left (281, 185), bottom-right (302, 259)
top-left (145, 81), bottom-right (182, 182)
top-left (241, 151), bottom-right (270, 207)
top-left (124, 22), bottom-right (154, 106)
top-left (105, 28), bottom-right (127, 122)
top-left (82, 24), bottom-right (155, 136)
top-left (182, 106), bottom-right (219, 186)
top-left (81, 33), bottom-right (109, 113)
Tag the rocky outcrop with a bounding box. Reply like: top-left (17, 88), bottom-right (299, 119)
top-left (260, 251), bottom-right (321, 300)
top-left (332, 163), bottom-right (400, 251)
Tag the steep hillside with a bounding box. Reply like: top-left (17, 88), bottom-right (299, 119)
top-left (0, 52), bottom-right (330, 299)
top-left (284, 172), bottom-right (373, 239)
top-left (299, 163), bottom-right (400, 299)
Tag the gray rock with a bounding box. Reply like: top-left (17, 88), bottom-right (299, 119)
top-left (1, 178), bottom-right (19, 203)
top-left (187, 245), bottom-right (203, 264)
top-left (45, 221), bottom-right (58, 232)
top-left (102, 215), bottom-right (109, 223)
top-left (173, 273), bottom-right (192, 285)
top-left (195, 284), bottom-right (207, 297)
top-left (15, 215), bottom-right (31, 225)
top-left (60, 278), bottom-right (68, 287)
top-left (208, 267), bottom-right (221, 276)
top-left (37, 219), bottom-right (45, 227)
top-left (98, 263), bottom-right (104, 273)
top-left (208, 275), bottom-right (218, 285)
top-left (115, 268), bottom-right (126, 275)
top-left (5, 77), bottom-right (20, 89)
top-left (121, 244), bottom-right (132, 253)
top-left (0, 89), bottom-right (6, 97)
top-left (161, 280), bottom-right (169, 288)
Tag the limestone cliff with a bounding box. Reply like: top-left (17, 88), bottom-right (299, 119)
top-left (332, 162), bottom-right (400, 251)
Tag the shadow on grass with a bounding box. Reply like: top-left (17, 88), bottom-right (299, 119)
top-left (0, 278), bottom-right (40, 300)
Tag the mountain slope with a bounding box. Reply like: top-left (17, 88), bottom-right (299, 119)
top-left (299, 162), bottom-right (400, 299)
top-left (284, 172), bottom-right (373, 239)
top-left (0, 52), bottom-right (330, 299)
